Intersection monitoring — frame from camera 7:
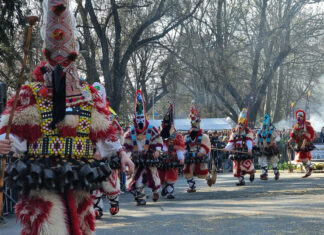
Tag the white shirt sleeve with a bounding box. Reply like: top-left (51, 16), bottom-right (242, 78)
top-left (96, 138), bottom-right (122, 159)
top-left (0, 133), bottom-right (27, 155)
top-left (246, 140), bottom-right (253, 151)
top-left (255, 136), bottom-right (259, 144)
top-left (199, 147), bottom-right (206, 154)
top-left (176, 150), bottom-right (184, 160)
top-left (275, 135), bottom-right (281, 142)
top-left (225, 142), bottom-right (234, 151)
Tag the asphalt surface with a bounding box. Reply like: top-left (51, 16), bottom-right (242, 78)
top-left (1, 172), bottom-right (324, 235)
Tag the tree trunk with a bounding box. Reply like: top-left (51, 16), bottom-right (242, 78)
top-left (248, 46), bottom-right (291, 127)
top-left (265, 79), bottom-right (273, 114)
top-left (250, 0), bottom-right (268, 92)
top-left (273, 66), bottom-right (284, 122)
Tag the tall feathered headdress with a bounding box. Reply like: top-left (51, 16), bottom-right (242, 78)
top-left (160, 102), bottom-right (174, 139)
top-left (190, 104), bottom-right (201, 129)
top-left (238, 108), bottom-right (248, 127)
top-left (263, 113), bottom-right (271, 126)
top-left (295, 109), bottom-right (306, 130)
top-left (134, 90), bottom-right (149, 133)
top-left (39, 0), bottom-right (81, 128)
top-left (162, 103), bottom-right (174, 128)
top-left (41, 0), bottom-right (79, 66)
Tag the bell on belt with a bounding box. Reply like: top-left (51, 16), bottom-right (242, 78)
top-left (44, 168), bottom-right (56, 189)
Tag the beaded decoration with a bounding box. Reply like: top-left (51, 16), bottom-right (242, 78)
top-left (258, 126), bottom-right (274, 145)
top-left (28, 136), bottom-right (93, 158)
top-left (185, 133), bottom-right (203, 158)
top-left (131, 124), bottom-right (153, 152)
top-left (28, 82), bottom-right (94, 158)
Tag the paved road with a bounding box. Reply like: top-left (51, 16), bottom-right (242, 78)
top-left (1, 172), bottom-right (324, 235)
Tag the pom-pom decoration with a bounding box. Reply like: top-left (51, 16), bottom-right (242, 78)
top-left (51, 4), bottom-right (66, 16)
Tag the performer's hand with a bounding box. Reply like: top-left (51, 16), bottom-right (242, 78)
top-left (153, 151), bottom-right (160, 159)
top-left (304, 133), bottom-right (311, 139)
top-left (197, 152), bottom-right (204, 157)
top-left (0, 139), bottom-right (12, 155)
top-left (248, 150), bottom-right (252, 155)
top-left (120, 151), bottom-right (135, 176)
top-left (179, 158), bottom-right (184, 165)
top-left (222, 148), bottom-right (228, 153)
top-left (93, 151), bottom-right (102, 160)
top-left (300, 144), bottom-right (306, 151)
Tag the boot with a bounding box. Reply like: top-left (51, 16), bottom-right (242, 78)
top-left (208, 163), bottom-right (217, 186)
top-left (236, 181), bottom-right (245, 186)
top-left (302, 167), bottom-right (313, 178)
top-left (165, 183), bottom-right (175, 199)
top-left (186, 178), bottom-right (196, 193)
top-left (95, 209), bottom-right (103, 219)
top-left (93, 192), bottom-right (104, 219)
top-left (187, 188), bottom-right (196, 193)
top-left (236, 176), bottom-right (245, 186)
top-left (136, 199), bottom-right (146, 206)
top-left (109, 204), bottom-right (119, 215)
top-left (260, 166), bottom-right (268, 180)
top-left (302, 162), bottom-right (313, 178)
top-left (167, 194), bottom-right (175, 199)
top-left (135, 186), bottom-right (146, 206)
top-left (249, 172), bottom-right (255, 182)
top-left (161, 184), bottom-right (168, 197)
top-left (152, 192), bottom-right (159, 202)
top-left (273, 167), bottom-right (280, 181)
top-left (260, 174), bottom-right (268, 180)
top-left (274, 172), bottom-right (280, 180)
top-left (206, 175), bottom-right (213, 187)
top-left (109, 198), bottom-right (119, 215)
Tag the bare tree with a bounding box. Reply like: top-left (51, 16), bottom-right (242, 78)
top-left (76, 0), bottom-right (203, 113)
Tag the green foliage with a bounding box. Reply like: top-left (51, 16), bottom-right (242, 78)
top-left (0, 0), bottom-right (25, 48)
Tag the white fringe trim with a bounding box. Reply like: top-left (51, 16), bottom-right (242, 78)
top-left (29, 190), bottom-right (69, 235)
top-left (91, 107), bottom-right (111, 132)
top-left (57, 114), bottom-right (79, 128)
top-left (0, 104), bottom-right (40, 128)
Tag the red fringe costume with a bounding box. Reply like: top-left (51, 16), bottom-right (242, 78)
top-left (225, 108), bottom-right (255, 186)
top-left (158, 134), bottom-right (185, 183)
top-left (290, 122), bottom-right (315, 162)
top-left (289, 110), bottom-right (315, 178)
top-left (124, 126), bottom-right (163, 191)
top-left (123, 90), bottom-right (163, 205)
top-left (91, 82), bottom-right (123, 217)
top-left (183, 129), bottom-right (211, 179)
top-left (183, 105), bottom-right (212, 192)
top-left (226, 128), bottom-right (255, 178)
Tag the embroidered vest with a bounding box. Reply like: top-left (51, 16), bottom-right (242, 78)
top-left (232, 128), bottom-right (248, 151)
top-left (27, 82), bottom-right (94, 159)
top-left (185, 133), bottom-right (203, 157)
top-left (131, 124), bottom-right (153, 152)
top-left (258, 126), bottom-right (274, 145)
top-left (293, 128), bottom-right (305, 147)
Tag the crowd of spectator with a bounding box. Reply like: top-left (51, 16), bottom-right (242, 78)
top-left (202, 127), bottom-right (324, 173)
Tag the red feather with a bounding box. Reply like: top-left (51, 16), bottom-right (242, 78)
top-left (90, 124), bottom-right (116, 143)
top-left (16, 195), bottom-right (53, 235)
top-left (66, 190), bottom-right (82, 235)
top-left (32, 61), bottom-right (47, 82)
top-left (59, 126), bottom-right (77, 137)
top-left (0, 125), bottom-right (42, 142)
